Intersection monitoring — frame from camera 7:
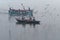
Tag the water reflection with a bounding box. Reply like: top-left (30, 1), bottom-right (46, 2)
top-left (8, 15), bottom-right (12, 21)
top-left (33, 24), bottom-right (35, 28)
top-left (15, 19), bottom-right (40, 28)
top-left (8, 16), bottom-right (40, 31)
top-left (8, 15), bottom-right (41, 40)
top-left (8, 15), bottom-right (15, 21)
top-left (16, 22), bottom-right (40, 28)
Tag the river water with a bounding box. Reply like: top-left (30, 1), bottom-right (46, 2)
top-left (0, 12), bottom-right (60, 40)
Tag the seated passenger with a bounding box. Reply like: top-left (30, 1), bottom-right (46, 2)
top-left (22, 17), bottom-right (25, 20)
top-left (33, 17), bottom-right (35, 21)
top-left (29, 17), bottom-right (32, 21)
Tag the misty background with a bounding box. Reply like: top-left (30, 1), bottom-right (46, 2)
top-left (0, 0), bottom-right (60, 40)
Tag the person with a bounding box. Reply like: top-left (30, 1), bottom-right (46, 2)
top-left (29, 17), bottom-right (32, 21)
top-left (33, 17), bottom-right (35, 21)
top-left (22, 16), bottom-right (25, 20)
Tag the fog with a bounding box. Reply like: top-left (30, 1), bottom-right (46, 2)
top-left (0, 0), bottom-right (60, 40)
top-left (0, 0), bottom-right (60, 10)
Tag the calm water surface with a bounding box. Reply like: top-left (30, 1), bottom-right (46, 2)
top-left (0, 13), bottom-right (59, 40)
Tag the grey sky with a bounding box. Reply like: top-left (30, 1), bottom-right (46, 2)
top-left (0, 0), bottom-right (60, 40)
top-left (0, 0), bottom-right (60, 12)
top-left (0, 0), bottom-right (51, 9)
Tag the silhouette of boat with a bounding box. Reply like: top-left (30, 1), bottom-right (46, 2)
top-left (16, 18), bottom-right (40, 24)
top-left (9, 4), bottom-right (40, 24)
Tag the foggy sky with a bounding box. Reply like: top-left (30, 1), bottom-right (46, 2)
top-left (0, 0), bottom-right (60, 40)
top-left (0, 0), bottom-right (60, 12)
top-left (0, 0), bottom-right (59, 9)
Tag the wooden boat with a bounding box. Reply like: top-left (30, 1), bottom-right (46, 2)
top-left (16, 18), bottom-right (40, 24)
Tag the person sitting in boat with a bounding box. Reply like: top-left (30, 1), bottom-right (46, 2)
top-left (22, 16), bottom-right (25, 20)
top-left (33, 17), bottom-right (35, 21)
top-left (29, 17), bottom-right (32, 21)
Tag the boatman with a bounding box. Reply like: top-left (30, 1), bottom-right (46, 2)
top-left (33, 17), bottom-right (35, 21)
top-left (29, 17), bottom-right (32, 21)
top-left (22, 16), bottom-right (25, 20)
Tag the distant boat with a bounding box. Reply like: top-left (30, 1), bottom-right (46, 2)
top-left (16, 18), bottom-right (40, 24)
top-left (9, 4), bottom-right (40, 24)
top-left (9, 8), bottom-right (33, 16)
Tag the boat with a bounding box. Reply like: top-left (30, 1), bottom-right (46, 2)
top-left (8, 4), bottom-right (33, 16)
top-left (9, 4), bottom-right (40, 24)
top-left (16, 18), bottom-right (40, 24)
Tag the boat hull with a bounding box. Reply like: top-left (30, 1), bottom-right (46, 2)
top-left (16, 19), bottom-right (40, 24)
